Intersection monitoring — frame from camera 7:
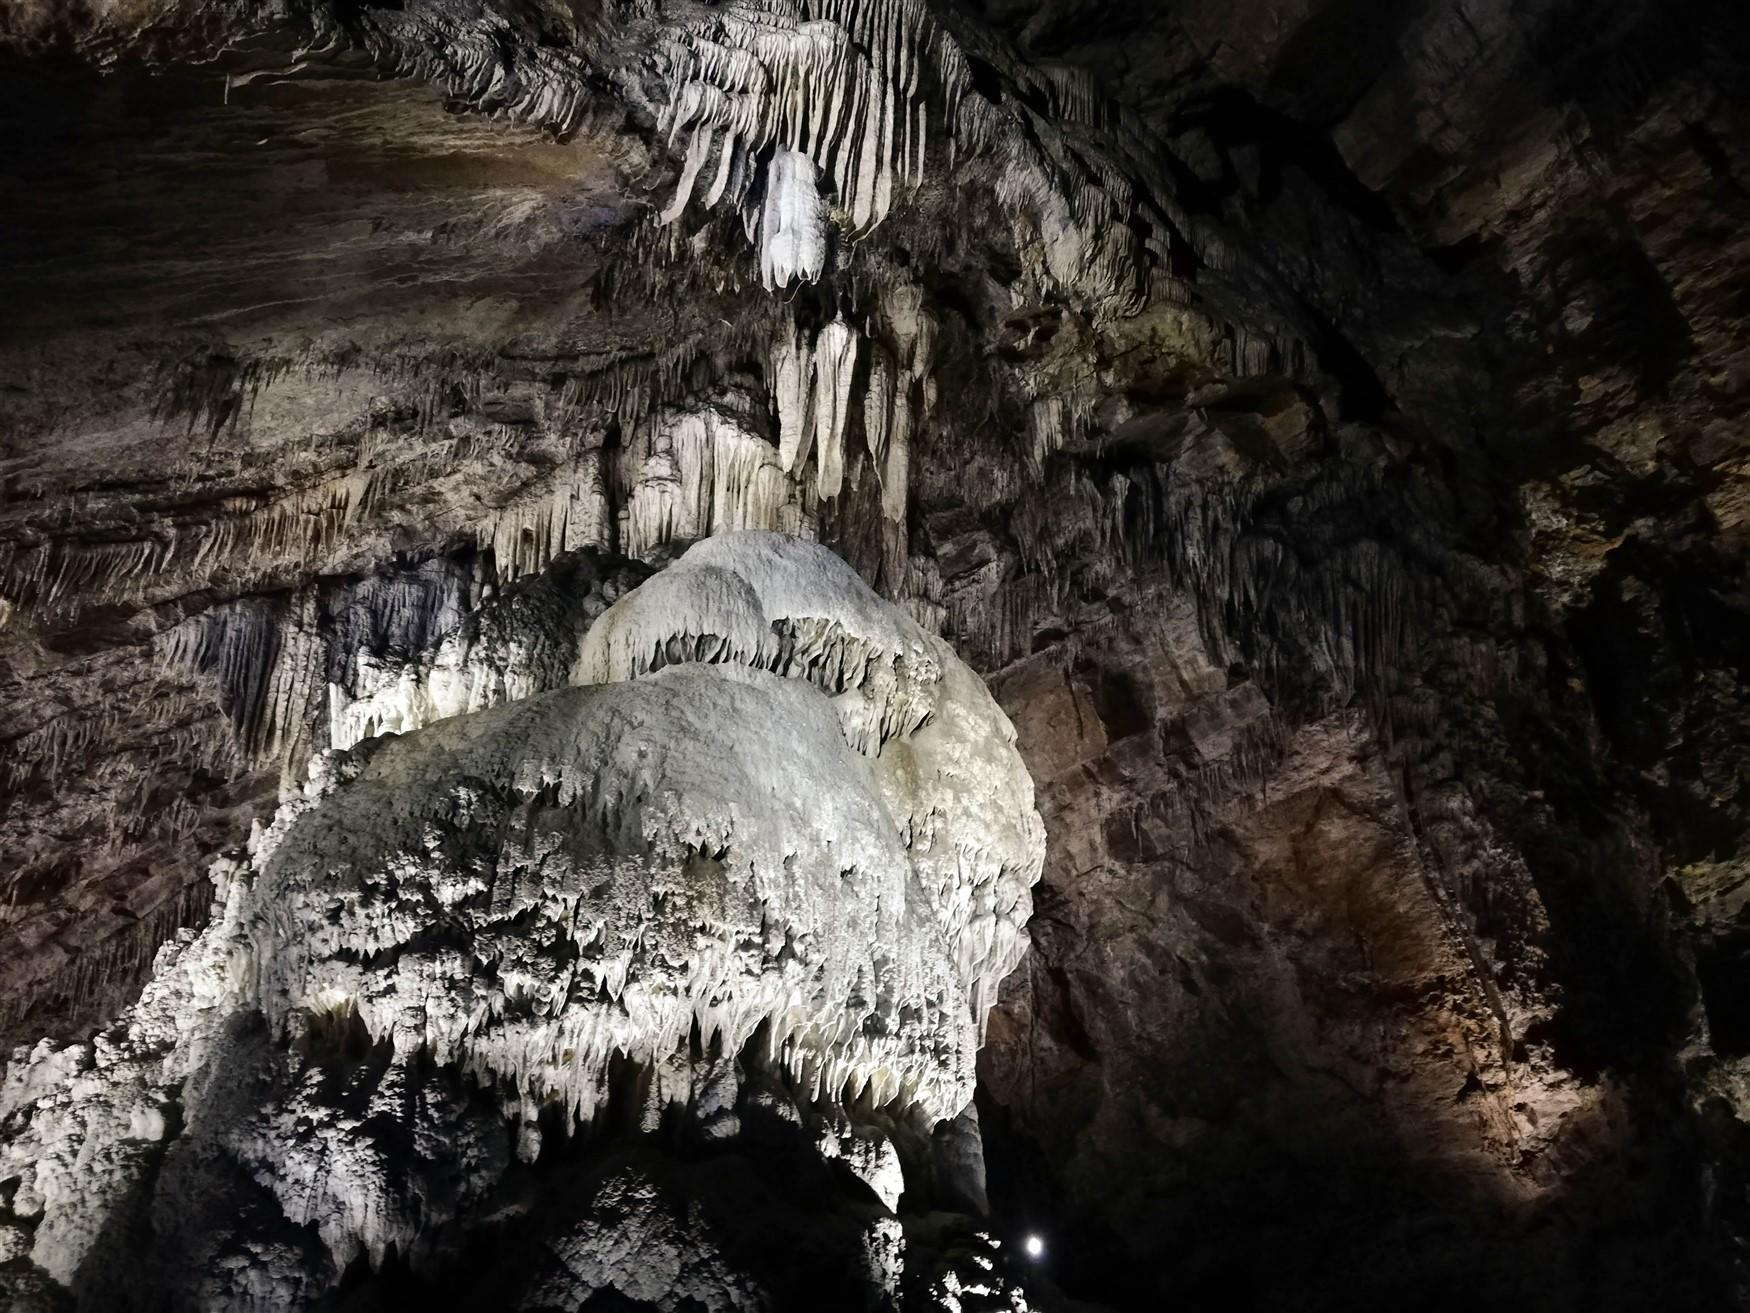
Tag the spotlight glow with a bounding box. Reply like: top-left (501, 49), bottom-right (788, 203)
top-left (1024, 1234), bottom-right (1045, 1259)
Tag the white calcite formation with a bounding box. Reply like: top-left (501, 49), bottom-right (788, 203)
top-left (648, 0), bottom-right (1161, 321)
top-left (617, 400), bottom-right (810, 561)
top-left (772, 323), bottom-right (817, 478)
top-left (0, 532), bottom-right (1043, 1307)
top-left (259, 662), bottom-right (985, 1122)
top-left (325, 556), bottom-right (630, 753)
top-left (810, 316), bottom-right (860, 499)
top-left (757, 149), bottom-right (829, 290)
top-left (763, 293), bottom-right (929, 523)
top-left (577, 535), bottom-right (1040, 1024)
top-left (658, 0), bottom-right (970, 276)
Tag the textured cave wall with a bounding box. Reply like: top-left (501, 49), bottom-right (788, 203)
top-left (2, 0), bottom-right (1749, 1307)
top-left (945, 4), bottom-right (1750, 1305)
top-left (979, 597), bottom-right (1722, 1308)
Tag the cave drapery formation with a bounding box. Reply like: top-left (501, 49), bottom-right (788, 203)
top-left (1, 0), bottom-right (1748, 1308)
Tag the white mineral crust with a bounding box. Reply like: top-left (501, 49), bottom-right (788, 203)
top-left (0, 532), bottom-right (1043, 1298)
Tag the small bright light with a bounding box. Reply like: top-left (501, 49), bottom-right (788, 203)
top-left (1024, 1234), bottom-right (1045, 1259)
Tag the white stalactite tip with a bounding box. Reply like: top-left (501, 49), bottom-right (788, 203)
top-left (760, 149), bottom-right (828, 290)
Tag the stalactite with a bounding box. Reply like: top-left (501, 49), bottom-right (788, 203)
top-left (658, 0), bottom-right (975, 284)
top-left (713, 420), bottom-right (793, 538)
top-left (324, 551), bottom-right (645, 753)
top-left (484, 454), bottom-right (611, 582)
top-left (353, 6), bottom-right (606, 140)
top-left (773, 321), bottom-right (816, 474)
top-left (6, 876), bottom-right (215, 1043)
top-left (159, 589), bottom-right (321, 788)
top-left (882, 389), bottom-right (911, 524)
top-left (863, 344), bottom-right (895, 466)
top-left (811, 316), bottom-right (860, 498)
top-left (758, 148), bottom-right (828, 289)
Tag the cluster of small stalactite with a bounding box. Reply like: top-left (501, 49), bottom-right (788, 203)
top-left (0, 328), bottom-right (735, 628)
top-left (0, 875), bottom-right (215, 1048)
top-left (640, 0), bottom-right (1234, 322)
top-left (656, 0), bottom-right (971, 278)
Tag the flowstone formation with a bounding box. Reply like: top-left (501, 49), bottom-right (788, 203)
top-left (0, 533), bottom-right (1044, 1312)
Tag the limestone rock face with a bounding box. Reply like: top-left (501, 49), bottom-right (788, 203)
top-left (0, 534), bottom-right (1043, 1311)
top-left (978, 594), bottom-right (1718, 1309)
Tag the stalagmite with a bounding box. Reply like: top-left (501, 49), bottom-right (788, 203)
top-left (0, 535), bottom-right (1042, 1309)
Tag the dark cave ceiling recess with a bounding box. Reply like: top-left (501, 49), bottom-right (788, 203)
top-left (1, 0), bottom-right (1749, 1309)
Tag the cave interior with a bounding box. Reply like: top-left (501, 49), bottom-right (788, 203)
top-left (2, 0), bottom-right (1750, 1309)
